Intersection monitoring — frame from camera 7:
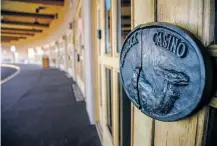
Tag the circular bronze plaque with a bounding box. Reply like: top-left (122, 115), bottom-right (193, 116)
top-left (120, 23), bottom-right (213, 121)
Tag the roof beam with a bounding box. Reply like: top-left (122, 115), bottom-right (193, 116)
top-left (1, 31), bottom-right (35, 36)
top-left (3, 0), bottom-right (64, 6)
top-left (1, 10), bottom-right (56, 19)
top-left (1, 37), bottom-right (19, 41)
top-left (1, 40), bottom-right (12, 42)
top-left (1, 27), bottom-right (42, 33)
top-left (2, 20), bottom-right (49, 28)
top-left (1, 35), bottom-right (26, 39)
top-left (2, 34), bottom-right (25, 38)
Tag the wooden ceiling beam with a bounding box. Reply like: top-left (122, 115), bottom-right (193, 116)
top-left (2, 10), bottom-right (56, 19)
top-left (1, 36), bottom-right (26, 40)
top-left (3, 0), bottom-right (64, 6)
top-left (1, 37), bottom-right (20, 41)
top-left (1, 40), bottom-right (12, 42)
top-left (2, 39), bottom-right (19, 41)
top-left (2, 34), bottom-right (24, 38)
top-left (1, 27), bottom-right (42, 33)
top-left (1, 31), bottom-right (35, 36)
top-left (2, 20), bottom-right (49, 28)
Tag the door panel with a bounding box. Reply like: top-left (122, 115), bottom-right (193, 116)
top-left (154, 1), bottom-right (207, 146)
top-left (157, 0), bottom-right (202, 37)
top-left (95, 1), bottom-right (104, 134)
top-left (133, 108), bottom-right (154, 146)
top-left (74, 1), bottom-right (85, 96)
top-left (131, 0), bottom-right (155, 146)
top-left (154, 112), bottom-right (201, 146)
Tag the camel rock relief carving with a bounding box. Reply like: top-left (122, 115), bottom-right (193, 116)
top-left (126, 65), bottom-right (190, 115)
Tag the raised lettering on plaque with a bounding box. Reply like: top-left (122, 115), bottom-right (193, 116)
top-left (120, 23), bottom-right (213, 121)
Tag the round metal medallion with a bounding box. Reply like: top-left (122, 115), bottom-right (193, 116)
top-left (120, 22), bottom-right (213, 121)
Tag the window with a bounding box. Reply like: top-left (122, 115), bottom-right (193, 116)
top-left (205, 3), bottom-right (217, 146)
top-left (105, 0), bottom-right (112, 54)
top-left (106, 68), bottom-right (112, 135)
top-left (117, 0), bottom-right (131, 52)
top-left (118, 73), bottom-right (131, 146)
top-left (118, 73), bottom-right (123, 146)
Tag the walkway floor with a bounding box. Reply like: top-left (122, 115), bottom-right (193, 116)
top-left (1, 64), bottom-right (101, 146)
top-left (1, 66), bottom-right (17, 81)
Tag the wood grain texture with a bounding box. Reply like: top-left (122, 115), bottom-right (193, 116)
top-left (113, 72), bottom-right (120, 146)
top-left (154, 0), bottom-right (213, 146)
top-left (133, 107), bottom-right (155, 146)
top-left (157, 0), bottom-right (202, 36)
top-left (195, 107), bottom-right (210, 146)
top-left (92, 0), bottom-right (99, 123)
top-left (155, 116), bottom-right (197, 146)
top-left (132, 0), bottom-right (155, 146)
top-left (133, 0), bottom-right (155, 26)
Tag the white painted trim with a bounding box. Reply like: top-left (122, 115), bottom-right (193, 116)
top-left (76, 76), bottom-right (85, 96)
top-left (67, 68), bottom-right (73, 77)
top-left (1, 64), bottom-right (20, 84)
top-left (83, 0), bottom-right (95, 124)
top-left (95, 123), bottom-right (103, 144)
top-left (59, 64), bottom-right (65, 70)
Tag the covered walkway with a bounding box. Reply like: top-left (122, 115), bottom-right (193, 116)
top-left (1, 64), bottom-right (101, 146)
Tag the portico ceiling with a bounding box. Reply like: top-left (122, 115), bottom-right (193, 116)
top-left (1, 0), bottom-right (65, 43)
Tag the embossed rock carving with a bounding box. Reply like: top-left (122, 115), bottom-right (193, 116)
top-left (139, 66), bottom-right (189, 115)
top-left (126, 64), bottom-right (190, 115)
top-left (126, 66), bottom-right (141, 105)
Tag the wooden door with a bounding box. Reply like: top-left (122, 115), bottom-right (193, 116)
top-left (70, 24), bottom-right (76, 80)
top-left (92, 0), bottom-right (217, 146)
top-left (75, 0), bottom-right (85, 95)
top-left (55, 42), bottom-right (59, 68)
top-left (94, 0), bottom-right (119, 145)
top-left (131, 0), bottom-right (216, 146)
top-left (93, 0), bottom-right (132, 146)
top-left (49, 43), bottom-right (57, 68)
top-left (95, 0), bottom-right (104, 138)
top-left (66, 30), bottom-right (74, 77)
top-left (58, 39), bottom-right (65, 71)
top-left (63, 35), bottom-right (68, 72)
